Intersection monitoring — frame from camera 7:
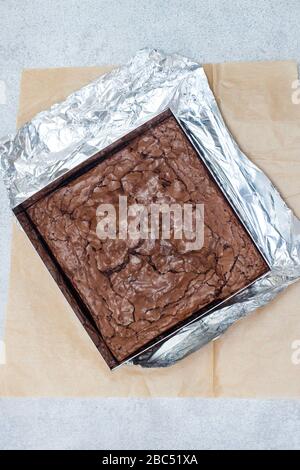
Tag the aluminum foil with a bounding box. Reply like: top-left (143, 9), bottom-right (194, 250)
top-left (1, 48), bottom-right (300, 368)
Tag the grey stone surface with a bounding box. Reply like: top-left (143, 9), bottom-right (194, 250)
top-left (0, 398), bottom-right (300, 450)
top-left (0, 0), bottom-right (300, 450)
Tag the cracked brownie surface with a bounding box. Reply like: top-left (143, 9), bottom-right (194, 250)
top-left (28, 116), bottom-right (269, 361)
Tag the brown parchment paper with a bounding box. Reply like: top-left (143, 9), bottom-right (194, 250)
top-left (0, 61), bottom-right (299, 397)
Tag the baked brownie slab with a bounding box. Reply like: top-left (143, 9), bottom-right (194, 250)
top-left (26, 113), bottom-right (269, 362)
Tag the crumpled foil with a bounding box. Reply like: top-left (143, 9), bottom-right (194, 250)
top-left (1, 49), bottom-right (300, 368)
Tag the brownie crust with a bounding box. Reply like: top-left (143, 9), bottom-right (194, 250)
top-left (28, 115), bottom-right (268, 362)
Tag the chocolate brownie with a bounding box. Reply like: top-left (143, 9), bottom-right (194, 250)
top-left (27, 115), bottom-right (269, 361)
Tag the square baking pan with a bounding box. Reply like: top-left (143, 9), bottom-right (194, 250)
top-left (14, 109), bottom-right (270, 369)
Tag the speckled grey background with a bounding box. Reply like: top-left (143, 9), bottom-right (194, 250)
top-left (0, 0), bottom-right (300, 450)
